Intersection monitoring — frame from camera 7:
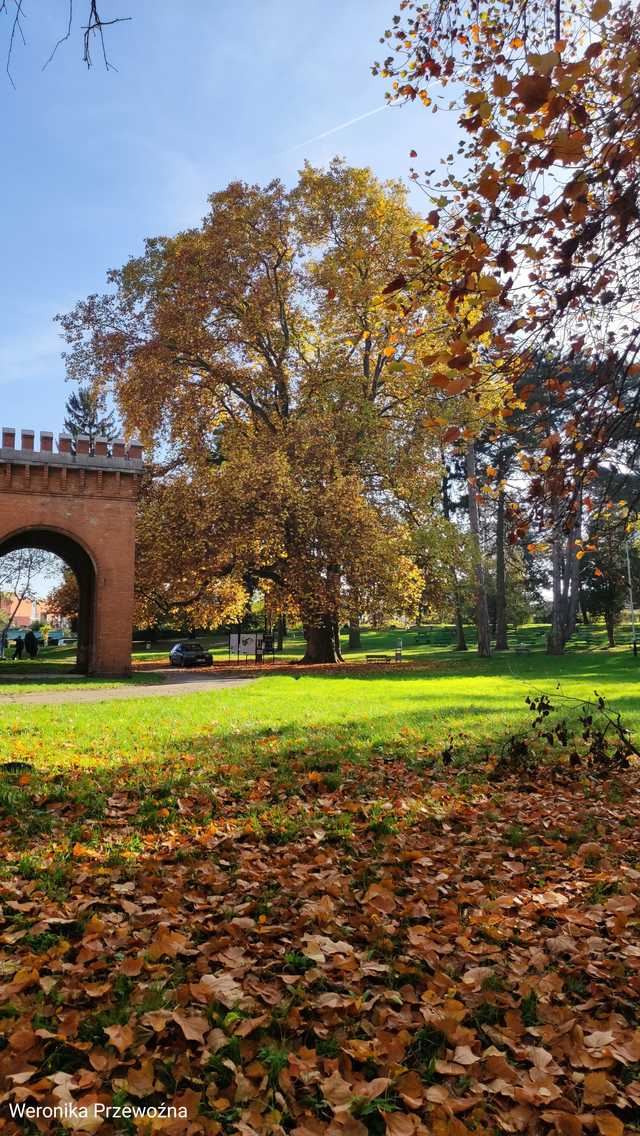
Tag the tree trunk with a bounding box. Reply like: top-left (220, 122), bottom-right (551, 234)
top-left (494, 489), bottom-right (508, 650)
top-left (441, 457), bottom-right (467, 651)
top-left (605, 612), bottom-right (616, 647)
top-left (547, 536), bottom-right (565, 654)
top-left (348, 616), bottom-right (361, 649)
top-left (276, 614), bottom-right (285, 653)
top-left (466, 443), bottom-right (491, 657)
top-left (332, 618), bottom-right (345, 662)
top-left (453, 595), bottom-right (468, 651)
top-left (300, 617), bottom-right (340, 664)
top-left (547, 511), bottom-right (581, 655)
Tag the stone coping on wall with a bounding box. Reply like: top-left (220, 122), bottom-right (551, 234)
top-left (0, 447), bottom-right (144, 473)
top-left (0, 429), bottom-right (143, 473)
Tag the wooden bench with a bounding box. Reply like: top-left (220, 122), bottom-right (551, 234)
top-left (365, 654), bottom-right (392, 663)
top-left (515, 643), bottom-right (531, 654)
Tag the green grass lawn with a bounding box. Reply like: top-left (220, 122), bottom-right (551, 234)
top-left (130, 620), bottom-right (637, 665)
top-left (0, 646), bottom-right (167, 692)
top-left (1, 648), bottom-right (637, 772)
top-left (2, 622), bottom-right (634, 678)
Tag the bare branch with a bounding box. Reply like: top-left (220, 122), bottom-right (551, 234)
top-left (0, 0), bottom-right (132, 82)
top-left (42, 0), bottom-right (73, 70)
top-left (2, 0), bottom-right (27, 88)
top-left (82, 1), bottom-right (131, 70)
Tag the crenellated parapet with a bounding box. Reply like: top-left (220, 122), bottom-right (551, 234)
top-left (0, 428), bottom-right (144, 500)
top-left (1, 428), bottom-right (143, 464)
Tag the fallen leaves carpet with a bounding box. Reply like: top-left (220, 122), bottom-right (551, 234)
top-left (1, 757), bottom-right (639, 1135)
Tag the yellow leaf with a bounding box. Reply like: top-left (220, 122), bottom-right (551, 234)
top-left (527, 50), bottom-right (560, 76)
top-left (590, 0), bottom-right (611, 18)
top-left (477, 274), bottom-right (501, 296)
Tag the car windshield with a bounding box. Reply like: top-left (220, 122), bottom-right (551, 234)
top-left (181, 643), bottom-right (204, 651)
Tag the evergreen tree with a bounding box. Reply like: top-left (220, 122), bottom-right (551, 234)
top-left (63, 386), bottom-right (117, 451)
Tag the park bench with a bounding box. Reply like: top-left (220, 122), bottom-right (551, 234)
top-left (365, 653), bottom-right (392, 663)
top-left (515, 643), bottom-right (531, 654)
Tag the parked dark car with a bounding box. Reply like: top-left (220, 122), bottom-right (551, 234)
top-left (169, 641), bottom-right (213, 667)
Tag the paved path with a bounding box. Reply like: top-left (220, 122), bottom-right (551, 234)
top-left (0, 671), bottom-right (255, 706)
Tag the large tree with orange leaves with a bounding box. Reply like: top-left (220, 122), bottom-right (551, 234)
top-left (60, 162), bottom-right (439, 660)
top-left (375, 0), bottom-right (640, 651)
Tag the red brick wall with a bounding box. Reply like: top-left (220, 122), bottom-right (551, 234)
top-left (0, 459), bottom-right (140, 675)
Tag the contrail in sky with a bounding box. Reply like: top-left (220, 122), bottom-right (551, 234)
top-left (285, 105), bottom-right (389, 153)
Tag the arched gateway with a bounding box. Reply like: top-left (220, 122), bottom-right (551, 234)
top-left (0, 428), bottom-right (143, 676)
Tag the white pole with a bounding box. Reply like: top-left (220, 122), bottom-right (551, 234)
top-left (626, 540), bottom-right (637, 654)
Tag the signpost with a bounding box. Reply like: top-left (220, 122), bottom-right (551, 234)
top-left (228, 631), bottom-right (275, 663)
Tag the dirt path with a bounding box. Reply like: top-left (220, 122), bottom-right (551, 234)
top-left (0, 671), bottom-right (255, 705)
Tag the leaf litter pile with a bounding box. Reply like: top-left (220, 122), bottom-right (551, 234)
top-left (1, 734), bottom-right (640, 1136)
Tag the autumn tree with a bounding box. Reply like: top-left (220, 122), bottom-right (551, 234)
top-left (375, 0), bottom-right (640, 648)
top-left (0, 549), bottom-right (59, 656)
top-left (45, 568), bottom-right (80, 630)
top-left (60, 162), bottom-right (435, 661)
top-left (581, 529), bottom-right (639, 647)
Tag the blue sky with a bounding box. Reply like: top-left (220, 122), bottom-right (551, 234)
top-left (1, 0), bottom-right (452, 435)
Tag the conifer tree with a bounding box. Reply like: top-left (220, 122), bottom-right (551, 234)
top-left (63, 386), bottom-right (116, 452)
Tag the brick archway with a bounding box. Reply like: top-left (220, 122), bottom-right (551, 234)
top-left (0, 428), bottom-right (142, 676)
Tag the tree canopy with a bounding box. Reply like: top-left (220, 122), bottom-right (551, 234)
top-left (60, 162), bottom-right (443, 659)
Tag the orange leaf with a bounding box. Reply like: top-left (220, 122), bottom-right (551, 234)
top-left (127, 1059), bottom-right (156, 1098)
top-left (492, 74), bottom-right (512, 97)
top-left (515, 73), bottom-right (552, 112)
top-left (594, 1114), bottom-right (623, 1136)
top-left (104, 1023), bottom-right (134, 1055)
top-left (172, 1011), bottom-right (209, 1043)
top-left (147, 925), bottom-right (188, 960)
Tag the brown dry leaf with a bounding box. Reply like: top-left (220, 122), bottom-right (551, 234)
top-left (397, 1070), bottom-right (424, 1109)
top-left (461, 966), bottom-right (495, 988)
top-left (363, 883), bottom-right (397, 913)
top-left (147, 924), bottom-right (189, 960)
top-left (190, 971), bottom-right (252, 1009)
top-left (584, 1072), bottom-right (616, 1106)
top-left (127, 1059), bottom-right (156, 1098)
top-left (140, 1009), bottom-right (173, 1032)
top-left (453, 1045), bottom-right (479, 1065)
top-left (594, 1113), bottom-right (624, 1136)
top-left (119, 956), bottom-right (145, 976)
top-left (302, 933), bottom-right (353, 961)
top-left (172, 1011), bottom-right (209, 1043)
top-left (385, 1114), bottom-right (417, 1136)
top-left (321, 1070), bottom-right (353, 1113)
top-left (104, 1023), bottom-right (134, 1055)
top-left (354, 1077), bottom-right (390, 1101)
top-left (8, 1025), bottom-right (36, 1052)
top-left (541, 1111), bottom-right (584, 1136)
top-left (515, 73), bottom-right (552, 111)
